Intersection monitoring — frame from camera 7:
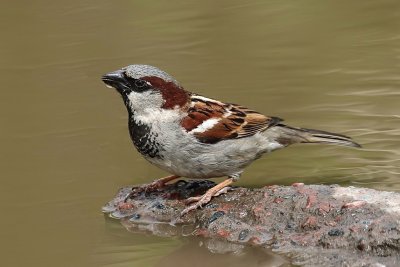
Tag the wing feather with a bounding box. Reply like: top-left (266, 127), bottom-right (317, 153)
top-left (180, 95), bottom-right (282, 143)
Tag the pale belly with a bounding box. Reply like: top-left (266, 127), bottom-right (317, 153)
top-left (144, 132), bottom-right (283, 178)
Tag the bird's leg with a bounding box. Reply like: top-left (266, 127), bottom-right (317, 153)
top-left (146, 174), bottom-right (181, 189)
top-left (181, 177), bottom-right (234, 215)
top-left (124, 175), bottom-right (180, 201)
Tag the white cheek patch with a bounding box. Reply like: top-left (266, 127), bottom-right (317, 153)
top-left (126, 90), bottom-right (184, 125)
top-left (105, 85), bottom-right (114, 89)
top-left (127, 91), bottom-right (165, 113)
top-left (190, 118), bottom-right (221, 134)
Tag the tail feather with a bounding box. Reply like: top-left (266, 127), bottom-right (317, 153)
top-left (299, 127), bottom-right (361, 148)
top-left (275, 124), bottom-right (361, 148)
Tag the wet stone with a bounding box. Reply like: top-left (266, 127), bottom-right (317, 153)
top-left (238, 229), bottom-right (250, 241)
top-left (286, 223), bottom-right (296, 230)
top-left (152, 202), bottom-right (165, 209)
top-left (328, 229), bottom-right (344, 237)
top-left (129, 213), bottom-right (141, 221)
top-left (103, 180), bottom-right (400, 267)
top-left (208, 211), bottom-right (225, 225)
top-left (205, 203), bottom-right (218, 209)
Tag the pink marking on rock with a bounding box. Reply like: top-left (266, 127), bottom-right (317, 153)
top-left (302, 216), bottom-right (318, 228)
top-left (326, 221), bottom-right (337, 227)
top-left (217, 229), bottom-right (231, 238)
top-left (305, 193), bottom-right (317, 209)
top-left (318, 202), bottom-right (331, 214)
top-left (117, 202), bottom-right (134, 210)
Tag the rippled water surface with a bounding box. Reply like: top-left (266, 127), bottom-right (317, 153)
top-left (1, 1), bottom-right (399, 266)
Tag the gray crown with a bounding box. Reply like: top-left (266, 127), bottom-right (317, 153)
top-left (123, 65), bottom-right (179, 85)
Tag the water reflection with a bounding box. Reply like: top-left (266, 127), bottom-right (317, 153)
top-left (95, 219), bottom-right (287, 267)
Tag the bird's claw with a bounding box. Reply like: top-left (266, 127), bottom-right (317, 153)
top-left (183, 196), bottom-right (202, 205)
top-left (180, 187), bottom-right (232, 216)
top-left (181, 194), bottom-right (212, 216)
top-left (124, 180), bottom-right (165, 202)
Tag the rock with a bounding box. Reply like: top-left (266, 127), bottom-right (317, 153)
top-left (102, 180), bottom-right (400, 266)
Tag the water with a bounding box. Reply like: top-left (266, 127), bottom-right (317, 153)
top-left (1, 0), bottom-right (399, 266)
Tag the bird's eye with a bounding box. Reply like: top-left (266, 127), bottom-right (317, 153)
top-left (122, 73), bottom-right (151, 92)
top-left (134, 79), bottom-right (148, 88)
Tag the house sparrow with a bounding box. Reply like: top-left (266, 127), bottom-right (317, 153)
top-left (101, 65), bottom-right (361, 215)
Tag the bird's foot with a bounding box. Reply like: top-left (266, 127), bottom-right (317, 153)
top-left (181, 179), bottom-right (233, 216)
top-left (123, 182), bottom-right (160, 201)
top-left (124, 175), bottom-right (180, 202)
top-left (181, 192), bottom-right (213, 216)
top-left (184, 186), bottom-right (231, 204)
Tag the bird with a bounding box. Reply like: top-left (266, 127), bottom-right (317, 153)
top-left (101, 64), bottom-right (361, 215)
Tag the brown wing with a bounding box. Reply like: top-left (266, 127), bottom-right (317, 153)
top-left (180, 95), bottom-right (283, 144)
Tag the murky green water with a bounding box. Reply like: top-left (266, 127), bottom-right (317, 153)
top-left (1, 0), bottom-right (399, 266)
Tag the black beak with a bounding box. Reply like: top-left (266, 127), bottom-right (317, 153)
top-left (101, 70), bottom-right (130, 94)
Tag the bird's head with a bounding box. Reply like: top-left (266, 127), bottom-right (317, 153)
top-left (102, 65), bottom-right (190, 114)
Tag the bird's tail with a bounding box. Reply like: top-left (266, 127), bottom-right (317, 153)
top-left (274, 124), bottom-right (361, 148)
